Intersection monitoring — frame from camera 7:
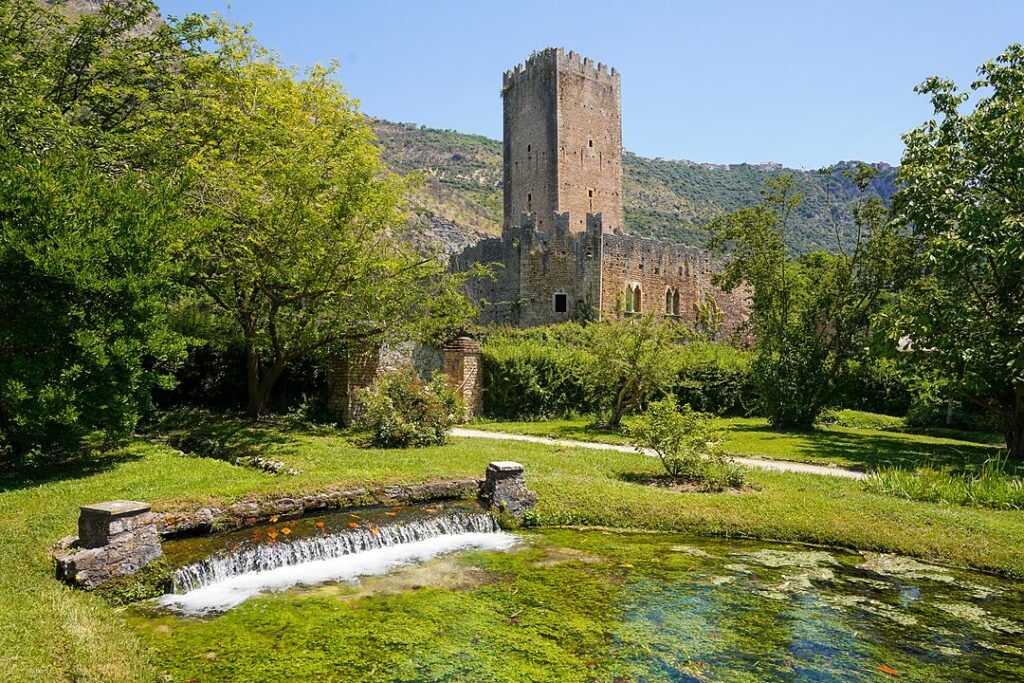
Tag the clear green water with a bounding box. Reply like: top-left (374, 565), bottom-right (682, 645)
top-left (129, 524), bottom-right (1024, 682)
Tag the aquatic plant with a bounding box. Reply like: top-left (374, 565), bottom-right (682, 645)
top-left (865, 454), bottom-right (1024, 510)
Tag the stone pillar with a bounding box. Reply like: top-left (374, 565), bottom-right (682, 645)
top-left (443, 336), bottom-right (484, 419)
top-left (481, 461), bottom-right (537, 517)
top-left (326, 341), bottom-right (381, 426)
top-left (54, 501), bottom-right (162, 588)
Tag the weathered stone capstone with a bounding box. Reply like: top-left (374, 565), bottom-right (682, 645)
top-left (481, 461), bottom-right (537, 517)
top-left (55, 500), bottom-right (162, 589)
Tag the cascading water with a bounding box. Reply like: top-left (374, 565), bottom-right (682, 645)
top-left (159, 509), bottom-right (516, 615)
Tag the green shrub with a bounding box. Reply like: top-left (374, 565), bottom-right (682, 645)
top-left (671, 343), bottom-right (754, 415)
top-left (481, 324), bottom-right (755, 421)
top-left (834, 357), bottom-right (913, 417)
top-left (864, 455), bottom-right (1024, 510)
top-left (625, 395), bottom-right (745, 491)
top-left (356, 371), bottom-right (464, 448)
top-left (481, 326), bottom-right (594, 419)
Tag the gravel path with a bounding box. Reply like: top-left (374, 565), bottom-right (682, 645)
top-left (450, 427), bottom-right (867, 480)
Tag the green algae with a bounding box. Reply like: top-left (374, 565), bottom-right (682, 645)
top-left (128, 529), bottom-right (1024, 682)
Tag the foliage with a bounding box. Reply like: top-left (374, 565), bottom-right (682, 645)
top-left (625, 396), bottom-right (744, 490)
top-left (481, 327), bottom-right (754, 420)
top-left (708, 171), bottom-right (915, 428)
top-left (481, 325), bottom-right (594, 419)
top-left (834, 357), bottom-right (913, 417)
top-left (584, 315), bottom-right (683, 429)
top-left (356, 371), bottom-right (464, 448)
top-left (865, 456), bottom-right (1024, 510)
top-left (0, 152), bottom-right (185, 460)
top-left (172, 20), bottom-right (478, 418)
top-left (0, 0), bottom-right (207, 459)
top-left (891, 44), bottom-right (1024, 460)
top-left (670, 342), bottom-right (754, 415)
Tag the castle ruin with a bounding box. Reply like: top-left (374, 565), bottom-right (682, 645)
top-left (453, 48), bottom-right (748, 335)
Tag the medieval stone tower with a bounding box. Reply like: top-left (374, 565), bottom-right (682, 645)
top-left (453, 48), bottom-right (749, 334)
top-left (502, 48), bottom-right (624, 232)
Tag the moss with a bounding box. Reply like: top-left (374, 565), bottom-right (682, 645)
top-left (94, 559), bottom-right (173, 606)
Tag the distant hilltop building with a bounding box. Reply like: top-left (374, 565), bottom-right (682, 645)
top-left (452, 48), bottom-right (748, 334)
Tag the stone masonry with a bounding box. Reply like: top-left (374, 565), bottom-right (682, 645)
top-left (454, 48), bottom-right (750, 334)
top-left (443, 336), bottom-right (484, 419)
top-left (481, 461), bottom-right (537, 517)
top-left (54, 501), bottom-right (162, 589)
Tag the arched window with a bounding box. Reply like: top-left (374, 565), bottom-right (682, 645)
top-left (672, 291), bottom-right (680, 316)
top-left (665, 290), bottom-right (673, 315)
top-left (624, 285), bottom-right (634, 314)
top-left (633, 285), bottom-right (642, 314)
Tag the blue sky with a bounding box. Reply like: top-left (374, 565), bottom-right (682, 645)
top-left (158, 0), bottom-right (1024, 168)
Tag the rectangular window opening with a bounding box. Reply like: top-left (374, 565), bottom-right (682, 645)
top-left (553, 293), bottom-right (568, 313)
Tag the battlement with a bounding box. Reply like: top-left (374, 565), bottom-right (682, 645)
top-left (503, 47), bottom-right (620, 88)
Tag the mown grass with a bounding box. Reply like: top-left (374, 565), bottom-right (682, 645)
top-left (475, 411), bottom-right (1009, 473)
top-left (1, 415), bottom-right (1022, 681)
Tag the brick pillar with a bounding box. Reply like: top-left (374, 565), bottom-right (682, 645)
top-left (326, 341), bottom-right (381, 426)
top-left (443, 336), bottom-right (483, 420)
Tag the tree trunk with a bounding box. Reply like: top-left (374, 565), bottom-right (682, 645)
top-left (1005, 412), bottom-right (1024, 462)
top-left (245, 338), bottom-right (262, 419)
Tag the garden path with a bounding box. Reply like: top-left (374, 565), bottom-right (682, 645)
top-left (450, 428), bottom-right (868, 480)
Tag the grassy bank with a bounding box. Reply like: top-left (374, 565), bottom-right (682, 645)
top-left (1, 416), bottom-right (1022, 681)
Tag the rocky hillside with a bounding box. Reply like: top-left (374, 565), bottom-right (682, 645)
top-left (373, 120), bottom-right (897, 255)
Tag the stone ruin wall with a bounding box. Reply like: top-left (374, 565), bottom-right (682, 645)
top-left (452, 212), bottom-right (750, 338)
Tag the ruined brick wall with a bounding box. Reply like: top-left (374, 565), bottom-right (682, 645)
top-left (599, 231), bottom-right (750, 340)
top-left (449, 225), bottom-right (523, 325)
top-left (517, 212), bottom-right (603, 326)
top-left (503, 48), bottom-right (623, 233)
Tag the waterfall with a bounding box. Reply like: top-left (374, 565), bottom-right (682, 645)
top-left (160, 511), bottom-right (515, 614)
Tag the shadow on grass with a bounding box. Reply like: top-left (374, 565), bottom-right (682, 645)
top-left (0, 448), bottom-right (145, 493)
top-left (726, 422), bottom-right (1009, 473)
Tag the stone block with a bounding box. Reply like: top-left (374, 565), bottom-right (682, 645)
top-left (78, 500), bottom-right (152, 549)
top-left (481, 461), bottom-right (537, 517)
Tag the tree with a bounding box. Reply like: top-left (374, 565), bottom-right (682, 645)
top-left (0, 0), bottom-right (202, 459)
top-left (625, 395), bottom-right (743, 491)
top-left (892, 44), bottom-right (1024, 460)
top-left (708, 173), bottom-right (914, 428)
top-left (175, 21), bottom-right (477, 417)
top-left (0, 151), bottom-right (186, 459)
top-left (585, 314), bottom-right (681, 429)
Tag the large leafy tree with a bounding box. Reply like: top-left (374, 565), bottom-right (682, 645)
top-left (176, 22), bottom-right (476, 417)
top-left (892, 44), bottom-right (1024, 459)
top-left (709, 172), bottom-right (914, 428)
top-left (0, 0), bottom-right (203, 459)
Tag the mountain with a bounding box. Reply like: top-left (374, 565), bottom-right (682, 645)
top-left (372, 120), bottom-right (898, 256)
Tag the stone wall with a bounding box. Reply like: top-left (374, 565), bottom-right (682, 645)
top-left (326, 341), bottom-right (381, 426)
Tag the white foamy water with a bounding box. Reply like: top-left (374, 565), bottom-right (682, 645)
top-left (159, 513), bottom-right (516, 614)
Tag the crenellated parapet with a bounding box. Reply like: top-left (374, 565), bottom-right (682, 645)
top-left (503, 47), bottom-right (620, 91)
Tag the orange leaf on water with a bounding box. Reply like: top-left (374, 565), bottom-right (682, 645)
top-left (267, 529), bottom-right (278, 539)
top-left (269, 516), bottom-right (279, 523)
top-left (425, 508), bottom-right (438, 513)
top-left (384, 512), bottom-right (397, 516)
top-left (315, 521), bottom-right (325, 528)
top-left (348, 513), bottom-right (361, 519)
top-left (878, 665), bottom-right (899, 677)
top-left (347, 522), bottom-right (360, 528)
top-left (370, 525), bottom-right (380, 536)
top-left (281, 527), bottom-right (291, 535)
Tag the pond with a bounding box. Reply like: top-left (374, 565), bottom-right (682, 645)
top-left (128, 504), bottom-right (1024, 682)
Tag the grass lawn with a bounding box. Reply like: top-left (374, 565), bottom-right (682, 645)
top-left (1, 415), bottom-right (1022, 681)
top-left (475, 410), bottom-right (1009, 473)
